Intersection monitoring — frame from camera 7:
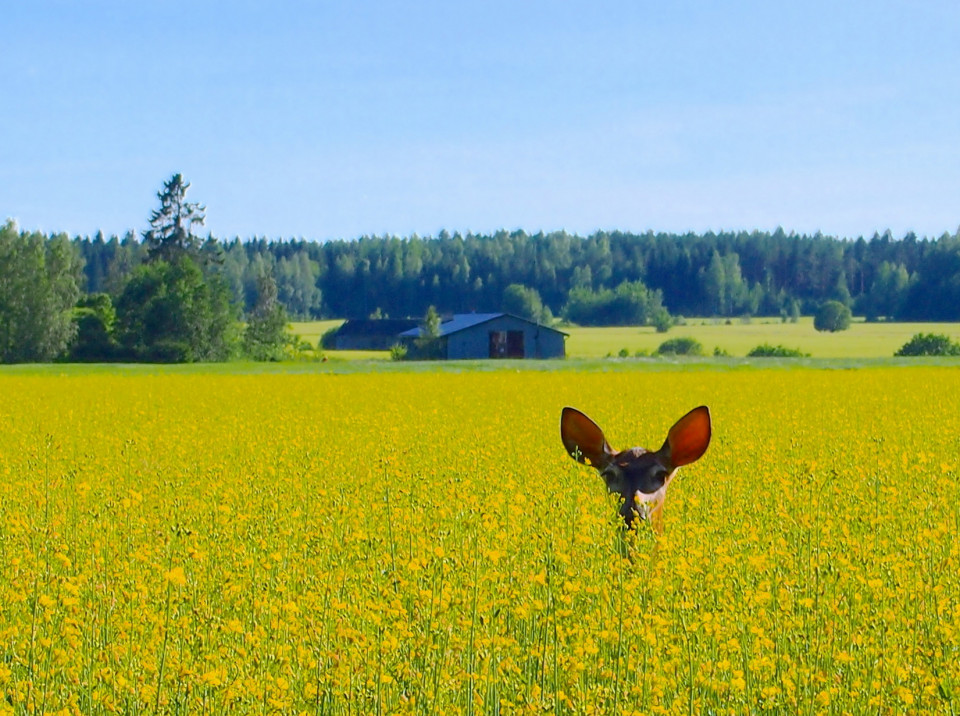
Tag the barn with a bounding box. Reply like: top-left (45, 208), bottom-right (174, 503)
top-left (327, 319), bottom-right (419, 350)
top-left (399, 313), bottom-right (567, 360)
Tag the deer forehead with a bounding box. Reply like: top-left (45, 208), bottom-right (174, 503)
top-left (615, 446), bottom-right (653, 464)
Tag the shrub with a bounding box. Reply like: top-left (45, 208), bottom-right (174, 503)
top-left (814, 301), bottom-right (852, 332)
top-left (389, 343), bottom-right (408, 361)
top-left (656, 337), bottom-right (703, 356)
top-left (894, 333), bottom-right (960, 357)
top-left (617, 348), bottom-right (630, 358)
top-left (67, 293), bottom-right (119, 362)
top-left (284, 337), bottom-right (323, 362)
top-left (748, 343), bottom-right (810, 358)
top-left (652, 308), bottom-right (673, 333)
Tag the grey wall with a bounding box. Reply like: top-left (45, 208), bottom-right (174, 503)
top-left (446, 315), bottom-right (565, 359)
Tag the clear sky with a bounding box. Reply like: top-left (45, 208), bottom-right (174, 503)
top-left (3, 1), bottom-right (959, 241)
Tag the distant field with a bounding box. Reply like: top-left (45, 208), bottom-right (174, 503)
top-left (291, 317), bottom-right (960, 360)
top-left (291, 319), bottom-right (343, 346)
top-left (564, 317), bottom-right (960, 358)
top-left (292, 319), bottom-right (386, 360)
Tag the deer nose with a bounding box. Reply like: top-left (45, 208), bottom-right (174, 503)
top-left (630, 491), bottom-right (653, 520)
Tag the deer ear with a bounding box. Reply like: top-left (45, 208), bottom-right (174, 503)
top-left (661, 406), bottom-right (711, 469)
top-left (560, 407), bottom-right (615, 469)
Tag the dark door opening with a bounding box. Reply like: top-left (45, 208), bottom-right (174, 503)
top-left (489, 330), bottom-right (524, 358)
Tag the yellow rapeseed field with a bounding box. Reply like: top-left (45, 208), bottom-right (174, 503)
top-left (1, 367), bottom-right (958, 714)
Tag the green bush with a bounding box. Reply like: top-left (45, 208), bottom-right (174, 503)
top-left (389, 343), bottom-right (408, 361)
top-left (656, 337), bottom-right (703, 356)
top-left (67, 293), bottom-right (119, 362)
top-left (894, 333), bottom-right (960, 356)
top-left (814, 300), bottom-right (852, 332)
top-left (284, 337), bottom-right (323, 362)
top-left (652, 308), bottom-right (673, 333)
top-left (747, 343), bottom-right (809, 357)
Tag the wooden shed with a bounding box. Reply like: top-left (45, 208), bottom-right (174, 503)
top-left (399, 313), bottom-right (567, 360)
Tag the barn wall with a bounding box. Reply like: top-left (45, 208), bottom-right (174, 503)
top-left (446, 316), bottom-right (565, 359)
top-left (334, 335), bottom-right (402, 350)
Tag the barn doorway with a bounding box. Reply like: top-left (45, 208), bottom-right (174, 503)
top-left (489, 330), bottom-right (525, 358)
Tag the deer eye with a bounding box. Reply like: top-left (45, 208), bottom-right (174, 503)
top-left (646, 467), bottom-right (668, 489)
top-left (601, 466), bottom-right (624, 492)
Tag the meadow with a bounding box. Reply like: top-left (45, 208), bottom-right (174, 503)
top-left (292, 318), bottom-right (960, 361)
top-left (1, 364), bottom-right (959, 714)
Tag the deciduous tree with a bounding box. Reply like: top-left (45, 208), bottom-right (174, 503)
top-left (244, 272), bottom-right (292, 361)
top-left (0, 221), bottom-right (82, 362)
top-left (814, 300), bottom-right (852, 332)
top-left (116, 256), bottom-right (237, 362)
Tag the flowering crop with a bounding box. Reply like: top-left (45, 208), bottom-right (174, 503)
top-left (0, 367), bottom-right (958, 714)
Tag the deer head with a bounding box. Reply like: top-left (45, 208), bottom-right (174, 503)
top-left (560, 405), bottom-right (711, 532)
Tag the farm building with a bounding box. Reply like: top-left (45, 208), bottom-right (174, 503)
top-left (327, 319), bottom-right (419, 350)
top-left (399, 313), bottom-right (567, 360)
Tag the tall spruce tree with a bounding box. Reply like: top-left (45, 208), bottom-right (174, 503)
top-left (143, 173), bottom-right (206, 263)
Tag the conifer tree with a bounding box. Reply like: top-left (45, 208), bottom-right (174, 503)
top-left (143, 173), bottom-right (206, 262)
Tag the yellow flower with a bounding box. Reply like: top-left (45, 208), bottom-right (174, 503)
top-left (164, 567), bottom-right (187, 587)
top-left (201, 670), bottom-right (223, 687)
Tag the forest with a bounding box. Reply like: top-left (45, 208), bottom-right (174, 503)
top-left (4, 188), bottom-right (960, 363)
top-left (74, 225), bottom-right (960, 323)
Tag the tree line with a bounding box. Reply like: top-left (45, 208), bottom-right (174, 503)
top-left (75, 225), bottom-right (960, 323)
top-left (1, 175), bottom-right (294, 363)
top-left (3, 173), bottom-right (960, 363)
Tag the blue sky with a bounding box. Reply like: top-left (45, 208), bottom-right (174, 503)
top-left (2, 1), bottom-right (958, 241)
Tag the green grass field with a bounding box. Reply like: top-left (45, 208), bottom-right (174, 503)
top-left (290, 317), bottom-right (960, 361)
top-left (564, 317), bottom-right (960, 358)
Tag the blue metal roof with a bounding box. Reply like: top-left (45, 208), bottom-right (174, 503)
top-left (399, 313), bottom-right (568, 338)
